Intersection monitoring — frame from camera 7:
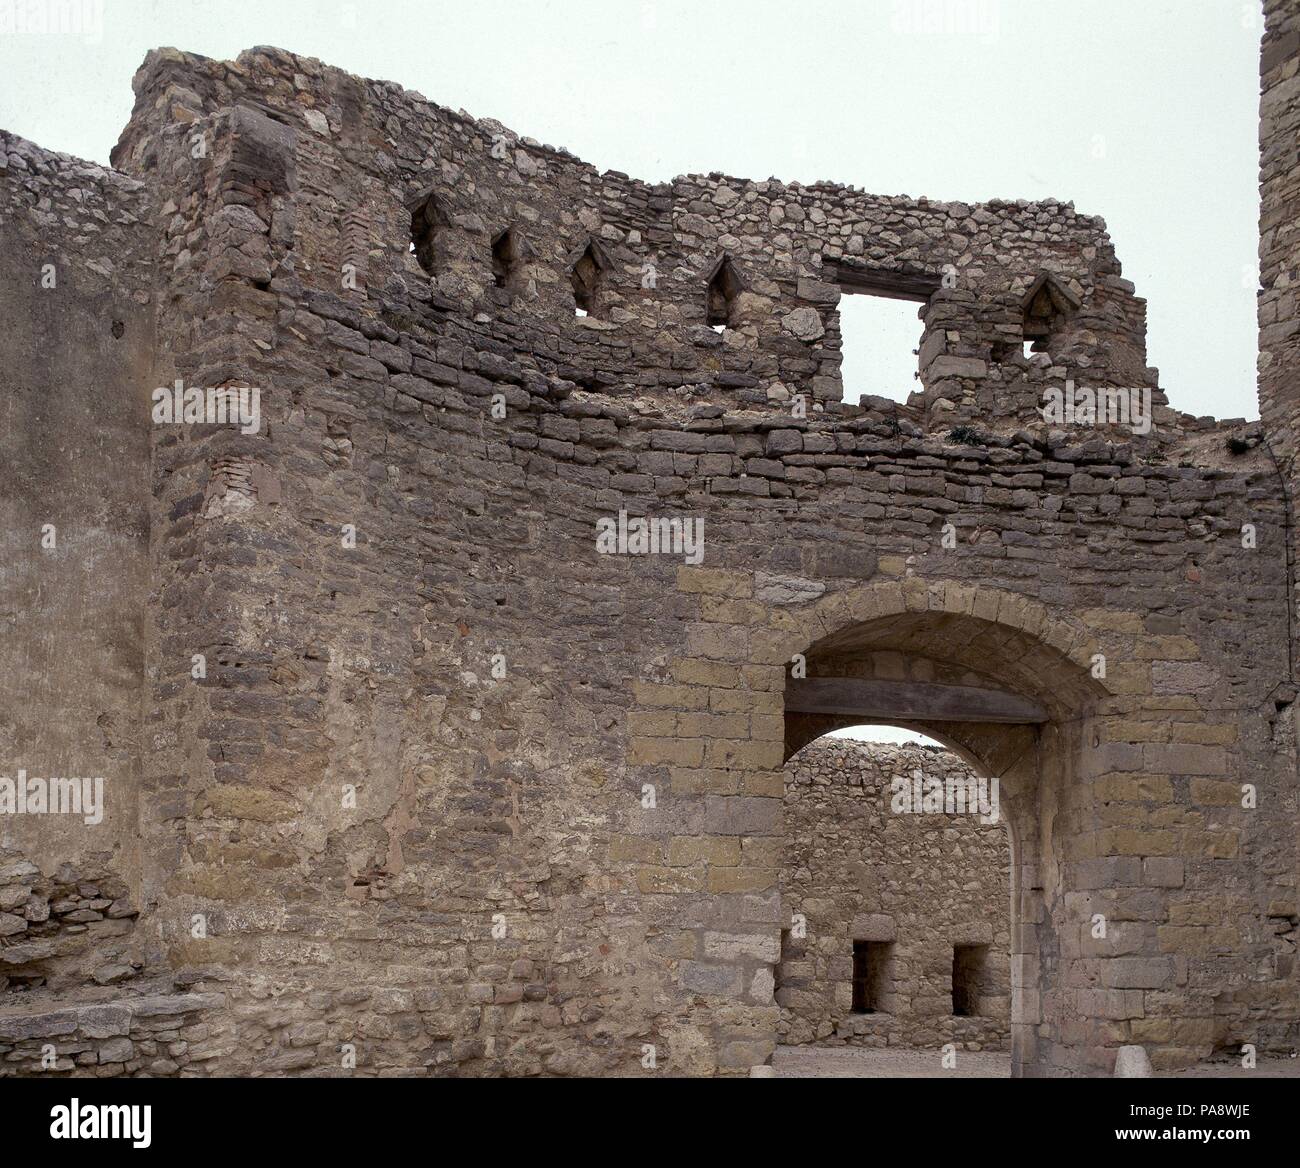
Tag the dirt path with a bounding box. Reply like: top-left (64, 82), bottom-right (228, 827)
top-left (773, 1046), bottom-right (1300, 1078)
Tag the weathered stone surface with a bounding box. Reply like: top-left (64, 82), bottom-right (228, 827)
top-left (0, 23), bottom-right (1295, 1082)
top-left (1113, 1044), bottom-right (1153, 1078)
top-left (782, 307), bottom-right (825, 341)
top-left (755, 573), bottom-right (826, 606)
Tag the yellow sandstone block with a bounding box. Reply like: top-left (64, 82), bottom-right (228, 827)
top-left (629, 737), bottom-right (705, 766)
top-left (672, 658), bottom-right (741, 688)
top-left (706, 866), bottom-right (779, 894)
top-left (1080, 609), bottom-right (1147, 633)
top-left (668, 836), bottom-right (742, 867)
top-left (676, 567), bottom-right (753, 597)
top-left (1189, 778), bottom-right (1244, 806)
top-left (609, 835), bottom-right (664, 863)
top-left (631, 681), bottom-right (709, 709)
top-left (743, 770), bottom-right (785, 797)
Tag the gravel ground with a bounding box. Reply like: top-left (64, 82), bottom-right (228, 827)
top-left (774, 1046), bottom-right (1010, 1078)
top-left (773, 1046), bottom-right (1300, 1078)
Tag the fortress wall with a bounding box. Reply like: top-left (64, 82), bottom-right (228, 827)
top-left (0, 27), bottom-right (1295, 1075)
top-left (1260, 0), bottom-right (1300, 455)
top-left (1260, 1), bottom-right (1300, 744)
top-left (0, 132), bottom-right (157, 1005)
top-left (91, 44), bottom-right (1295, 1077)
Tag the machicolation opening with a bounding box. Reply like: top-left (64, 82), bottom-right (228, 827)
top-left (491, 227), bottom-right (524, 293)
top-left (1021, 271), bottom-right (1080, 354)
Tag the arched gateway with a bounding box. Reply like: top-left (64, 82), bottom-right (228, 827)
top-left (630, 578), bottom-right (1243, 1076)
top-left (782, 582), bottom-right (1107, 1077)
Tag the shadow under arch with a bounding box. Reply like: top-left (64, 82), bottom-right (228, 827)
top-left (785, 606), bottom-right (1109, 765)
top-left (780, 598), bottom-right (1112, 1077)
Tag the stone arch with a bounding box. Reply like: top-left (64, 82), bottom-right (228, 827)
top-left (635, 577), bottom-right (1159, 1075)
top-left (780, 581), bottom-right (1108, 762)
top-left (773, 582), bottom-right (1108, 1076)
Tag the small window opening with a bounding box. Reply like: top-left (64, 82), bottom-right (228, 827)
top-left (706, 255), bottom-right (742, 329)
top-left (492, 228), bottom-right (522, 290)
top-left (1021, 272), bottom-right (1079, 355)
top-left (836, 291), bottom-right (925, 404)
top-left (952, 943), bottom-right (988, 1017)
top-left (851, 940), bottom-right (892, 1014)
top-left (571, 241), bottom-right (605, 317)
top-left (409, 194), bottom-right (446, 276)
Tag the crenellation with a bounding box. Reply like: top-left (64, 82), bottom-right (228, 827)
top-left (104, 44), bottom-right (1170, 432)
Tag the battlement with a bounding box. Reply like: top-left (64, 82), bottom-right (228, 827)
top-left (99, 44), bottom-right (1180, 435)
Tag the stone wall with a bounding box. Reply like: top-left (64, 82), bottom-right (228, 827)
top-left (778, 739), bottom-right (1010, 1052)
top-left (0, 853), bottom-right (141, 997)
top-left (0, 25), bottom-right (1297, 1077)
top-left (1260, 1), bottom-right (1300, 687)
top-left (0, 131), bottom-right (155, 1013)
top-left (0, 992), bottom-right (226, 1076)
top-left (108, 46), bottom-right (1162, 433)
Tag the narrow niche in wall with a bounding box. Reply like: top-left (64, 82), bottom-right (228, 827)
top-left (491, 227), bottom-right (524, 292)
top-left (705, 254), bottom-right (742, 331)
top-left (570, 239), bottom-right (609, 317)
top-left (1021, 272), bottom-right (1080, 355)
top-left (409, 193), bottom-right (447, 275)
top-left (851, 939), bottom-right (893, 1014)
top-left (952, 943), bottom-right (988, 1017)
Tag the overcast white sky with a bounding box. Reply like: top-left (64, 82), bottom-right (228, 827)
top-left (0, 0), bottom-right (1263, 421)
top-left (830, 724), bottom-right (938, 746)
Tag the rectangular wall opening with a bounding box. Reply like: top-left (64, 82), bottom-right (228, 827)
top-left (835, 291), bottom-right (925, 405)
top-left (851, 940), bottom-right (892, 1014)
top-left (952, 943), bottom-right (988, 1017)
